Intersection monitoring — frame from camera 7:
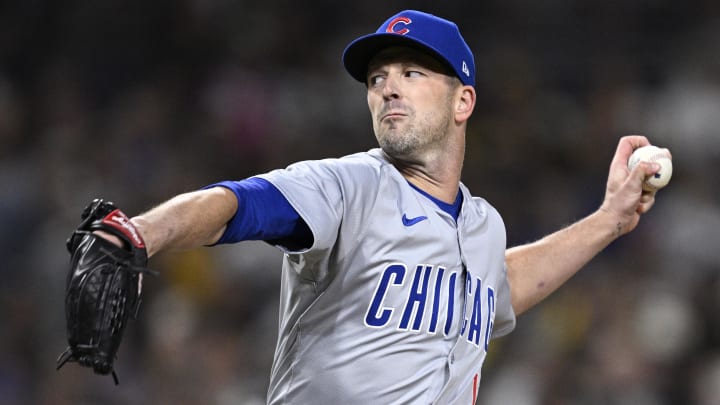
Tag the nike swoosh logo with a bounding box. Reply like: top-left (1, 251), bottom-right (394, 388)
top-left (402, 214), bottom-right (428, 227)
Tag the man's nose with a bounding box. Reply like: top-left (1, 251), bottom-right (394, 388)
top-left (381, 74), bottom-right (401, 99)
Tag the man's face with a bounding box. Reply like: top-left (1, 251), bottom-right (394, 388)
top-left (366, 46), bottom-right (459, 160)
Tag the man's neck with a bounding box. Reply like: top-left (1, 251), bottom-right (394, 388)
top-left (401, 172), bottom-right (460, 204)
top-left (383, 145), bottom-right (464, 204)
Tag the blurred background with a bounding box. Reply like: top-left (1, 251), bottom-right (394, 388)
top-left (1, 0), bottom-right (718, 404)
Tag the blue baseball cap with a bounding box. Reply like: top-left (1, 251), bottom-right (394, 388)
top-left (342, 10), bottom-right (475, 86)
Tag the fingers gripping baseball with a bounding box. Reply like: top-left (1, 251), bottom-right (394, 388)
top-left (629, 157), bottom-right (663, 215)
top-left (601, 136), bottom-right (669, 235)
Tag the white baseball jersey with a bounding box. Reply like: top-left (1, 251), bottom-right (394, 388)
top-left (257, 148), bottom-right (516, 404)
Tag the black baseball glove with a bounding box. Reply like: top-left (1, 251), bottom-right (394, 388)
top-left (56, 198), bottom-right (154, 384)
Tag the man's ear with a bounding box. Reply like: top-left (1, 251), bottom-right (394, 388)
top-left (455, 85), bottom-right (476, 123)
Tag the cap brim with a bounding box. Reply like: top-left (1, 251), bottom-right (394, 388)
top-left (342, 33), bottom-right (451, 84)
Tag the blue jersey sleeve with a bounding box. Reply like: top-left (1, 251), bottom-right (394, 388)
top-left (204, 177), bottom-right (312, 249)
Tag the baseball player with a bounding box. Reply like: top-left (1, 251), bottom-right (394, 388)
top-left (91, 9), bottom-right (663, 404)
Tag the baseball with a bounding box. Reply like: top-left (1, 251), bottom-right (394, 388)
top-left (628, 145), bottom-right (672, 191)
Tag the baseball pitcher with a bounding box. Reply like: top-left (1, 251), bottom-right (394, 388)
top-left (57, 9), bottom-right (668, 404)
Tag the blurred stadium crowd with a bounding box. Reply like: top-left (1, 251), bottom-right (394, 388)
top-left (0, 0), bottom-right (718, 404)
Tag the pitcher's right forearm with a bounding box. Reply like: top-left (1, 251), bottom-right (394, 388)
top-left (129, 187), bottom-right (238, 257)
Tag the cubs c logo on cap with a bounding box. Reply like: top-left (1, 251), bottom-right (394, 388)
top-left (386, 17), bottom-right (412, 35)
top-left (343, 10), bottom-right (476, 86)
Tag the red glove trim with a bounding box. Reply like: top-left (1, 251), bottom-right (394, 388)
top-left (100, 209), bottom-right (146, 249)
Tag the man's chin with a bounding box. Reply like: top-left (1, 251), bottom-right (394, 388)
top-left (379, 143), bottom-right (422, 164)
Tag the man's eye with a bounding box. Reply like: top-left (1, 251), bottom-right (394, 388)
top-left (405, 70), bottom-right (423, 78)
top-left (368, 75), bottom-right (385, 86)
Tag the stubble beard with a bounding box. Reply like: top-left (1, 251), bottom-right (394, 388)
top-left (375, 106), bottom-right (452, 161)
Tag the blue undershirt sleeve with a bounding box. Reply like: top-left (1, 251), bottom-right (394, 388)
top-left (203, 177), bottom-right (312, 249)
